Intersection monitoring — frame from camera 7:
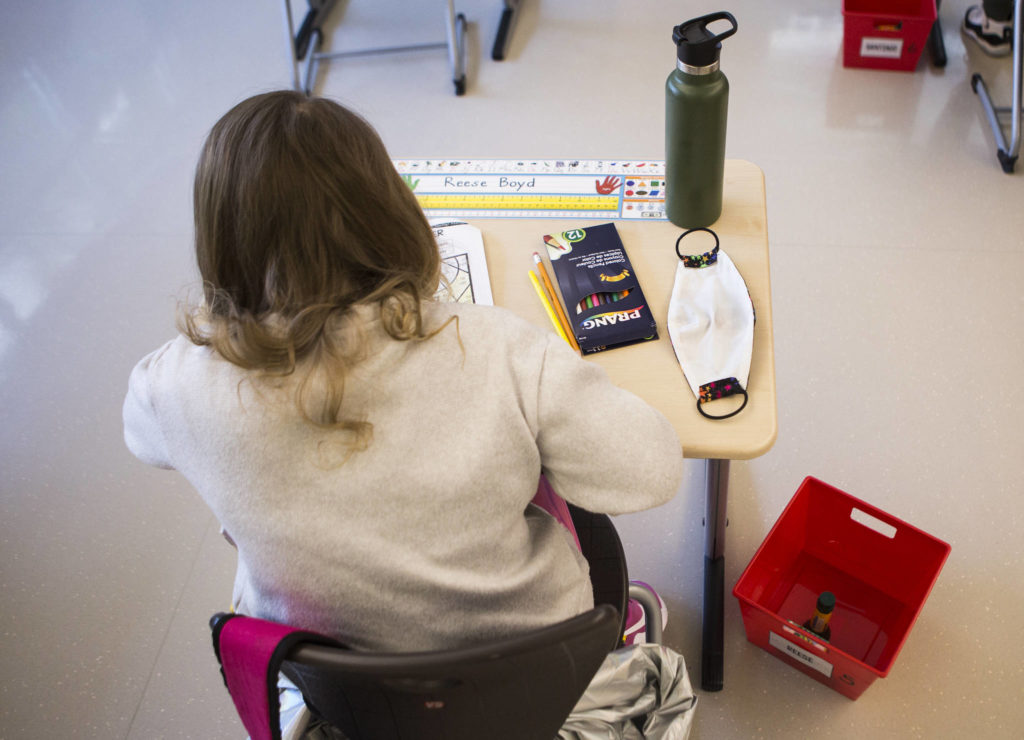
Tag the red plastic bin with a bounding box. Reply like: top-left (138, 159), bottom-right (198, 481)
top-left (732, 477), bottom-right (950, 699)
top-left (842, 0), bottom-right (937, 71)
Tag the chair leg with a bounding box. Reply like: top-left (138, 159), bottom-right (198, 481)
top-left (295, 0), bottom-right (337, 61)
top-left (445, 0), bottom-right (468, 95)
top-left (928, 0), bottom-right (947, 67)
top-left (492, 0), bottom-right (522, 61)
top-left (284, 0), bottom-right (467, 96)
top-left (282, 0), bottom-right (302, 91)
top-left (628, 583), bottom-right (664, 644)
top-left (282, 0), bottom-right (334, 95)
top-left (971, 0), bottom-right (1023, 173)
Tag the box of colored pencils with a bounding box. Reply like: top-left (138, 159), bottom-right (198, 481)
top-left (543, 223), bottom-right (657, 354)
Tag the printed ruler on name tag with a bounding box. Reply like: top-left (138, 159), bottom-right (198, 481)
top-left (416, 193), bottom-right (620, 213)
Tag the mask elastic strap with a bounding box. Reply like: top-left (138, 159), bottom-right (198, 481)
top-left (676, 228), bottom-right (720, 267)
top-left (698, 377), bottom-right (748, 420)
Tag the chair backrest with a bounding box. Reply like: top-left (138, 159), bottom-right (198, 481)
top-left (529, 478), bottom-right (629, 646)
top-left (211, 496), bottom-right (629, 739)
top-left (283, 603), bottom-right (620, 740)
top-left (531, 480), bottom-right (629, 648)
top-left (210, 611), bottom-right (344, 740)
top-left (568, 503), bottom-right (629, 643)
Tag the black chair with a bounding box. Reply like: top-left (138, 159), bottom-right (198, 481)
top-left (277, 604), bottom-right (618, 740)
top-left (567, 503), bottom-right (629, 642)
top-left (211, 507), bottom-right (630, 739)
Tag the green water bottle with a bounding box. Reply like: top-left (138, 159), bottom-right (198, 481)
top-left (665, 12), bottom-right (738, 228)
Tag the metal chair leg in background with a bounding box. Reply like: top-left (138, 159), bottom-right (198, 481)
top-left (445, 0), bottom-right (468, 95)
top-left (282, 0), bottom-right (468, 96)
top-left (492, 0), bottom-right (522, 60)
top-left (972, 0), bottom-right (1023, 173)
top-left (928, 0), bottom-right (947, 67)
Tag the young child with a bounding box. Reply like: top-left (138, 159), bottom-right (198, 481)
top-left (123, 90), bottom-right (683, 656)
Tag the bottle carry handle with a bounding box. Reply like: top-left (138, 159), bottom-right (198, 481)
top-left (673, 11), bottom-right (738, 46)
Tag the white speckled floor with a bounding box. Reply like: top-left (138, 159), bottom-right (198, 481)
top-left (2, 1), bottom-right (1023, 737)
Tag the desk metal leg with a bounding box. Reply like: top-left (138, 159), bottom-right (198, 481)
top-left (701, 458), bottom-right (729, 691)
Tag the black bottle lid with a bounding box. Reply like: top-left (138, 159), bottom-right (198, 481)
top-left (816, 591), bottom-right (836, 614)
top-left (672, 11), bottom-right (738, 67)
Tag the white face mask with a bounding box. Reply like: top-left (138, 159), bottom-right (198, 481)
top-left (666, 228), bottom-right (754, 419)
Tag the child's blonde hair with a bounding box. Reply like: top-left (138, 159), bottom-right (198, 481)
top-left (181, 90), bottom-right (444, 447)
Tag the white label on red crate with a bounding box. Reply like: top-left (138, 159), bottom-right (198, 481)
top-left (769, 632), bottom-right (834, 678)
top-left (860, 37), bottom-right (904, 59)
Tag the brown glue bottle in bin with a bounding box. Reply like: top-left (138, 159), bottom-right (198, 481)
top-left (803, 591), bottom-right (836, 641)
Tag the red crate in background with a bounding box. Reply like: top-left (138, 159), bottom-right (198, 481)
top-left (732, 477), bottom-right (950, 699)
top-left (843, 0), bottom-right (937, 71)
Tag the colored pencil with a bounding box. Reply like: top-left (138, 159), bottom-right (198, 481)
top-left (532, 253), bottom-right (579, 352)
top-left (529, 270), bottom-right (572, 347)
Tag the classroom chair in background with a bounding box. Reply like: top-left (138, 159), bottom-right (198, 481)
top-left (283, 0), bottom-right (468, 95)
top-left (971, 0), bottom-right (1023, 172)
top-left (931, 0), bottom-right (1023, 171)
top-left (282, 0), bottom-right (527, 96)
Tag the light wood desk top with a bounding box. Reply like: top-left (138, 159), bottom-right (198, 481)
top-left (472, 159), bottom-right (776, 461)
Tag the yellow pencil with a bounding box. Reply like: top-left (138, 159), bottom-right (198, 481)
top-left (533, 252), bottom-right (580, 352)
top-left (529, 270), bottom-right (572, 347)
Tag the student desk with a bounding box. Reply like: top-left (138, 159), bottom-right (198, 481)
top-left (466, 159), bottom-right (777, 691)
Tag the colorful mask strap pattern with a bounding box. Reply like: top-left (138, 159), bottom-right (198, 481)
top-left (682, 248), bottom-right (719, 268)
top-left (675, 227), bottom-right (721, 268)
top-left (697, 377), bottom-right (748, 420)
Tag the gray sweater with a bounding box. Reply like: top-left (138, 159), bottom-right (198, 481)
top-left (124, 301), bottom-right (683, 652)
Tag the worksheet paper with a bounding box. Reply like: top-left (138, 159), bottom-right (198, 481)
top-left (430, 219), bottom-right (493, 305)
